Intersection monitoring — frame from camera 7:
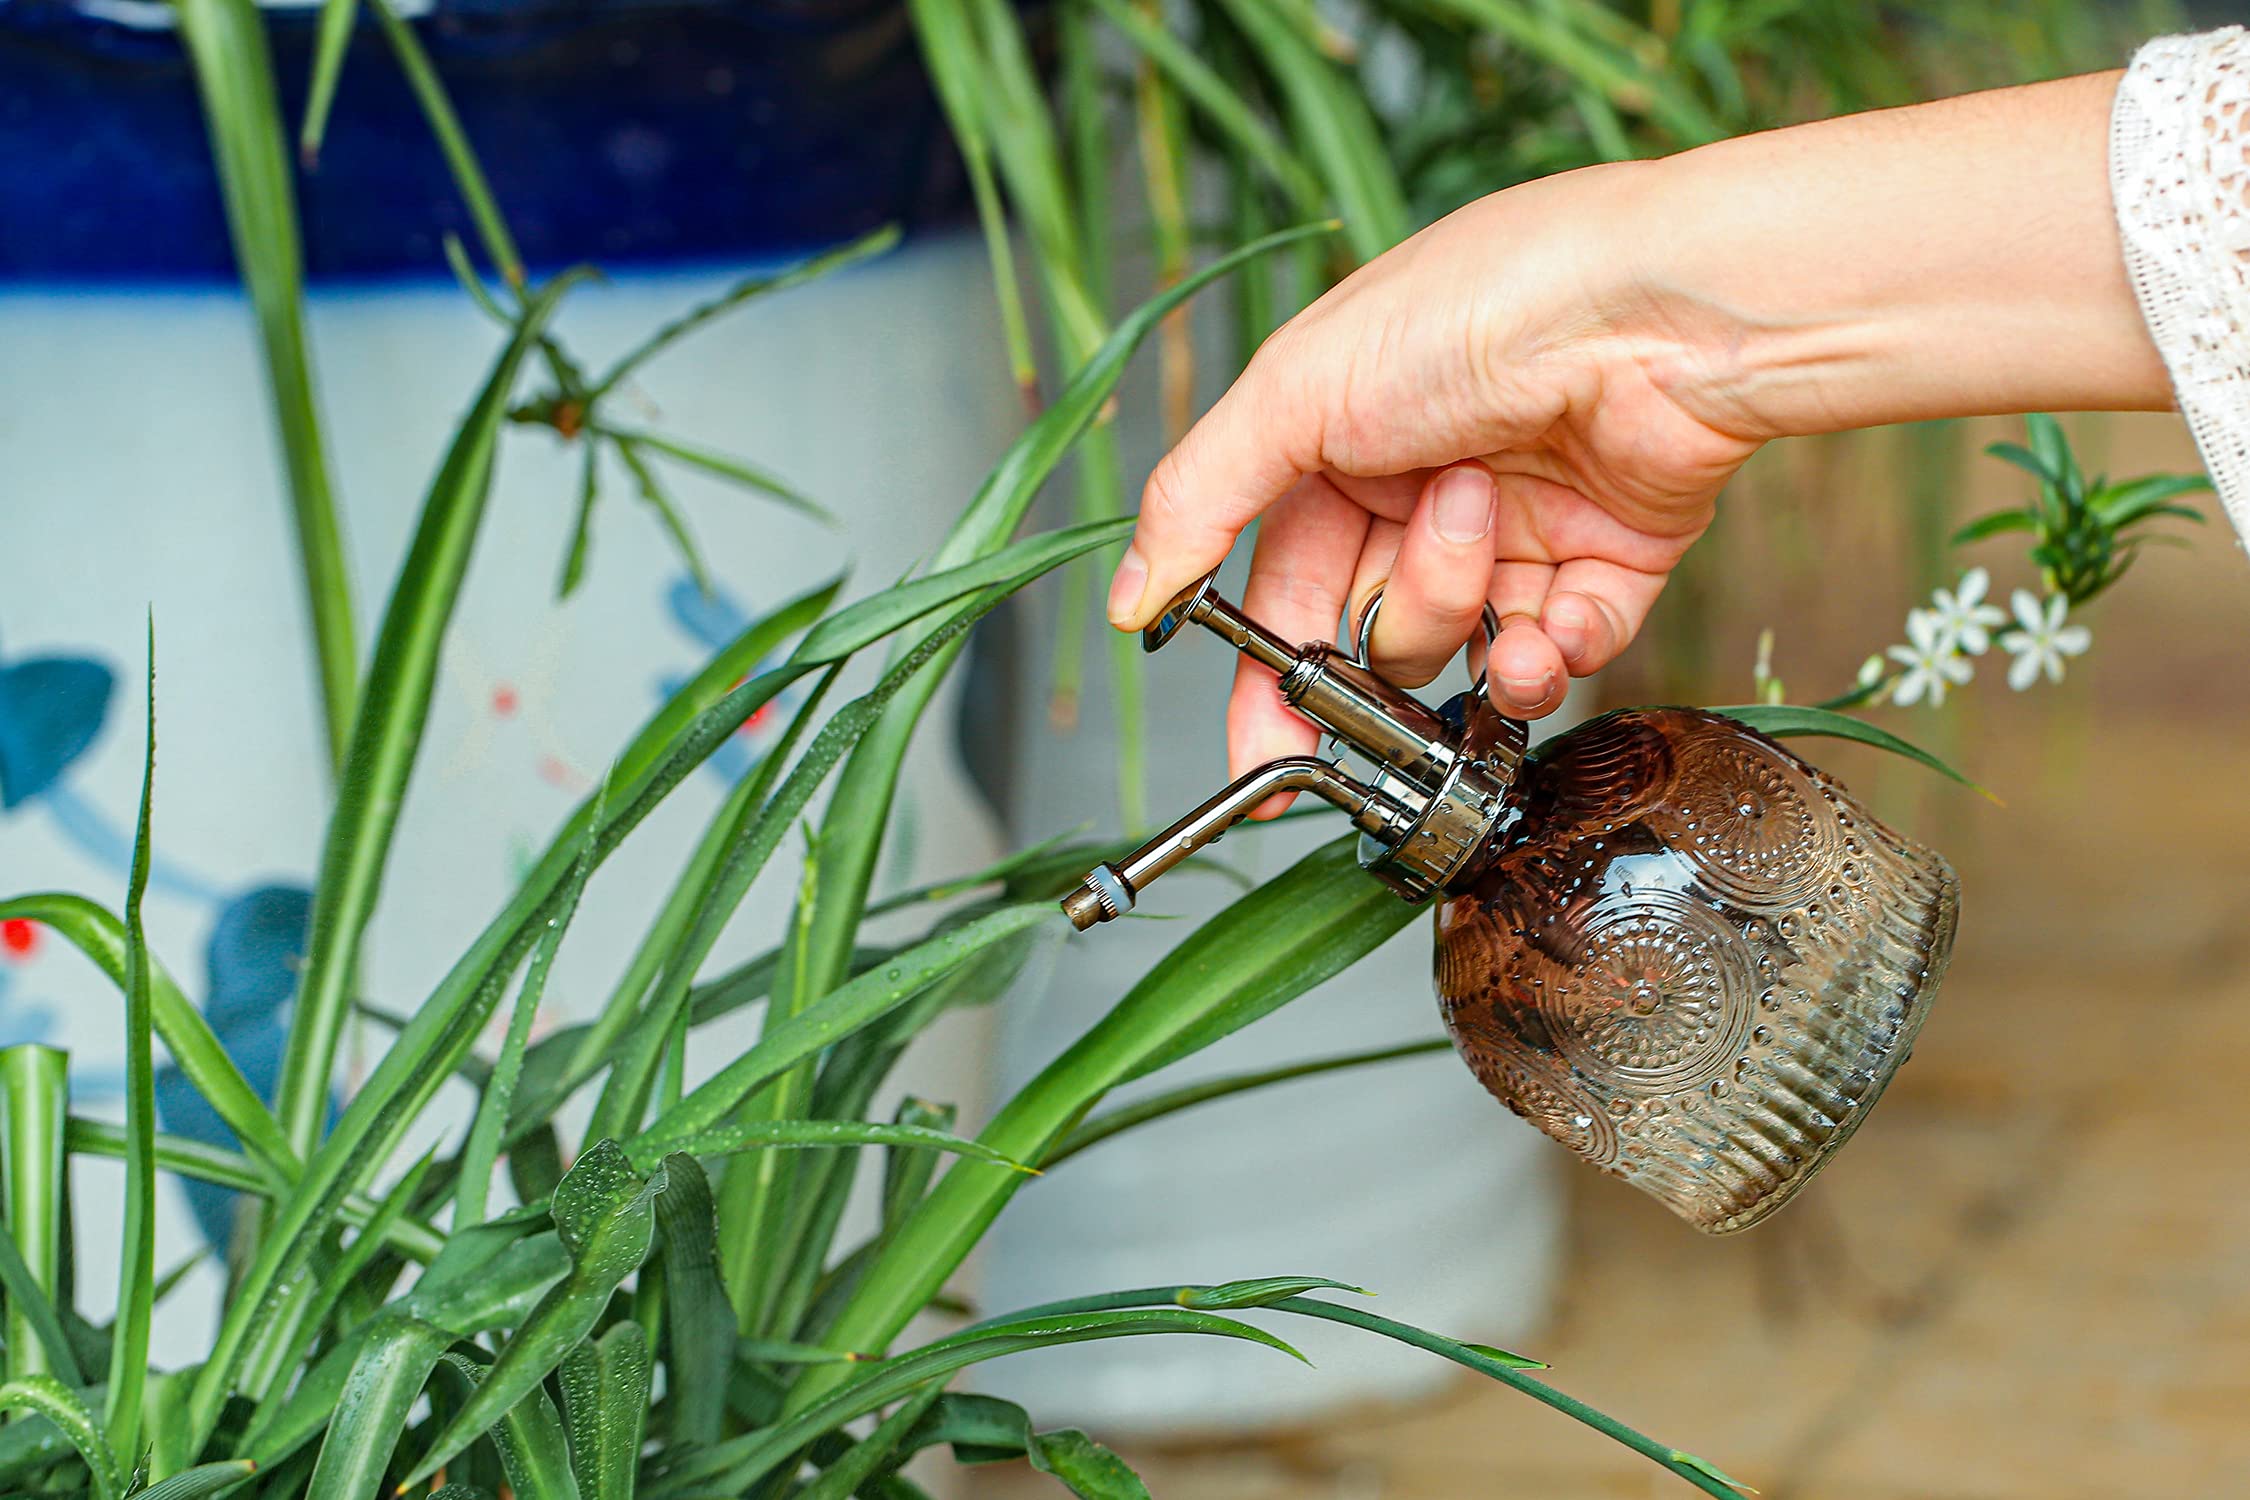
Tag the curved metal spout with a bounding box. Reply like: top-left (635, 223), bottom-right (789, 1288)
top-left (1062, 757), bottom-right (1405, 930)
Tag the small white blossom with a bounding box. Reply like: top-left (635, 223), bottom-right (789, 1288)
top-left (1856, 655), bottom-right (1886, 689)
top-left (2001, 589), bottom-right (2091, 690)
top-left (1926, 567), bottom-right (2008, 655)
top-left (1887, 608), bottom-right (1973, 707)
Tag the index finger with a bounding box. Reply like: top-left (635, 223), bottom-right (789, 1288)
top-left (1107, 339), bottom-right (1319, 631)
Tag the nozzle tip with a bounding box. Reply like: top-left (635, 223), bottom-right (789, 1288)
top-left (1061, 864), bottom-right (1135, 930)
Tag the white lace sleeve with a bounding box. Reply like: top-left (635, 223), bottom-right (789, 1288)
top-left (2112, 27), bottom-right (2250, 543)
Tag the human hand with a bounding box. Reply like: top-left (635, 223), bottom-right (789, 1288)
top-left (1109, 161), bottom-right (1763, 797)
top-left (1108, 70), bottom-right (2164, 812)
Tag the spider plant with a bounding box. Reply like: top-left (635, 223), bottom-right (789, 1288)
top-left (3, 5), bottom-right (1798, 1492)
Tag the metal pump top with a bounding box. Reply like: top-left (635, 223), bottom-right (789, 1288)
top-left (1062, 572), bottom-right (1526, 931)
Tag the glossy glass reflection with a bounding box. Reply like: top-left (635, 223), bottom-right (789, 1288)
top-left (1434, 708), bottom-right (1959, 1234)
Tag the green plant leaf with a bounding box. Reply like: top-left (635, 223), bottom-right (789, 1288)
top-left (1209, 0), bottom-right (1408, 260)
top-left (614, 437), bottom-right (712, 596)
top-left (2092, 472), bottom-right (2212, 526)
top-left (0, 896), bottom-right (296, 1182)
top-left (178, 0), bottom-right (359, 772)
top-left (302, 1315), bottom-right (453, 1500)
top-left (1085, 0), bottom-right (1325, 212)
top-left (560, 437), bottom-right (603, 598)
top-left (137, 1459), bottom-right (260, 1500)
top-left (775, 222), bottom-right (1335, 1155)
top-left (794, 837), bottom-right (1409, 1411)
top-left (650, 1154), bottom-right (731, 1447)
top-left (432, 1346), bottom-right (583, 1500)
top-left (457, 814), bottom-right (595, 1229)
top-left (104, 628), bottom-right (158, 1468)
top-left (788, 517), bottom-right (1132, 667)
top-left (649, 1308), bottom-right (1302, 1496)
top-left (1983, 439), bottom-right (2058, 486)
top-left (254, 1152), bottom-right (438, 1404)
top-left (1948, 508), bottom-right (2037, 545)
top-left (1670, 1450), bottom-right (1761, 1494)
top-left (247, 1232), bottom-right (569, 1466)
top-left (1176, 1276), bottom-right (1369, 1310)
top-left (590, 227), bottom-right (901, 398)
top-left (655, 1119), bottom-right (1035, 1175)
top-left (794, 1382), bottom-right (950, 1500)
top-left (0, 1045), bottom-right (80, 1387)
top-left (273, 268), bottom-right (587, 1168)
top-left (363, 0), bottom-right (523, 287)
top-left (60, 1119), bottom-right (442, 1265)
top-left (0, 1376), bottom-right (121, 1500)
top-left (634, 905), bottom-right (1055, 1159)
top-left (595, 426), bottom-right (834, 526)
top-left (1049, 1038), bottom-right (1452, 1164)
top-left (398, 1144), bottom-right (668, 1488)
top-left (559, 1322), bottom-right (649, 1500)
top-left (1705, 703), bottom-right (1990, 796)
top-left (880, 1098), bottom-right (957, 1237)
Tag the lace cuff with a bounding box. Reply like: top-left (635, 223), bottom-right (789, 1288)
top-left (2112, 27), bottom-right (2250, 544)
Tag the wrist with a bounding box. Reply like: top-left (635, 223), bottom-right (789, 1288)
top-left (1621, 70), bottom-right (2171, 441)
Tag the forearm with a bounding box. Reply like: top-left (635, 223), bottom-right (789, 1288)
top-left (1633, 69), bottom-right (2171, 438)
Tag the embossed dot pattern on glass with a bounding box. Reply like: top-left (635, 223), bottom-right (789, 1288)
top-left (1434, 708), bottom-right (1959, 1234)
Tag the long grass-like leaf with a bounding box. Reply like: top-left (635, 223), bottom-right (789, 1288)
top-left (968, 1287), bottom-right (1738, 1496)
top-left (652, 1154), bottom-right (730, 1447)
top-left (363, 0), bottom-right (523, 286)
top-left (767, 226), bottom-right (1334, 1179)
top-left (457, 816), bottom-right (595, 1228)
top-left (138, 1460), bottom-right (260, 1500)
top-left (596, 426), bottom-right (835, 526)
top-left (590, 228), bottom-right (900, 398)
top-left (0, 896), bottom-right (295, 1181)
top-left (177, 0), bottom-right (358, 772)
top-left (103, 630), bottom-right (157, 1467)
top-left (1706, 703), bottom-right (1988, 795)
top-left (1212, 0), bottom-right (1407, 261)
top-left (398, 1143), bottom-right (667, 1488)
top-left (652, 1119), bottom-right (1034, 1175)
top-left (273, 269), bottom-right (586, 1165)
top-left (1047, 1037), bottom-right (1452, 1164)
top-left (795, 835), bottom-right (1409, 1409)
top-left (303, 1315), bottom-right (452, 1500)
top-left (559, 1321), bottom-right (649, 1500)
top-left (61, 1119), bottom-right (442, 1264)
top-left (634, 905), bottom-right (1053, 1160)
top-left (0, 1046), bottom-right (77, 1386)
top-left (432, 1347), bottom-right (583, 1500)
top-left (0, 1377), bottom-right (120, 1500)
top-left (651, 1308), bottom-right (1301, 1496)
top-left (1086, 0), bottom-right (1325, 212)
top-left (793, 1381), bottom-right (948, 1500)
top-left (253, 1151), bottom-right (436, 1398)
top-left (614, 437), bottom-right (712, 596)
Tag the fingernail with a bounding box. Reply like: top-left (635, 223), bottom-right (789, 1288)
top-left (1545, 598), bottom-right (1589, 662)
top-left (1107, 547), bottom-right (1149, 627)
top-left (1432, 466), bottom-right (1494, 544)
top-left (1497, 672), bottom-right (1554, 711)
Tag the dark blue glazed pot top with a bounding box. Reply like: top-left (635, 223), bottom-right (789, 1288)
top-left (0, 0), bottom-right (967, 282)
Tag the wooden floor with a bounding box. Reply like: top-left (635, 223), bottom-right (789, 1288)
top-left (968, 416), bottom-right (2250, 1500)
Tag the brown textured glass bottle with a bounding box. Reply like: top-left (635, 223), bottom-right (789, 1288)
top-left (1066, 574), bottom-right (1960, 1235)
top-left (1433, 707), bottom-right (1958, 1233)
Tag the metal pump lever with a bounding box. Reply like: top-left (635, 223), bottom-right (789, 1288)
top-left (1062, 572), bottom-right (1527, 931)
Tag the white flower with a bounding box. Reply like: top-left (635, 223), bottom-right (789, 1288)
top-left (2001, 589), bottom-right (2091, 690)
top-left (1926, 567), bottom-right (2008, 655)
top-left (1856, 655), bottom-right (1886, 689)
top-left (1887, 607), bottom-right (1974, 707)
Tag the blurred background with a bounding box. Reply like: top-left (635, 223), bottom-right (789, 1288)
top-left (3, 0), bottom-right (2246, 1495)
